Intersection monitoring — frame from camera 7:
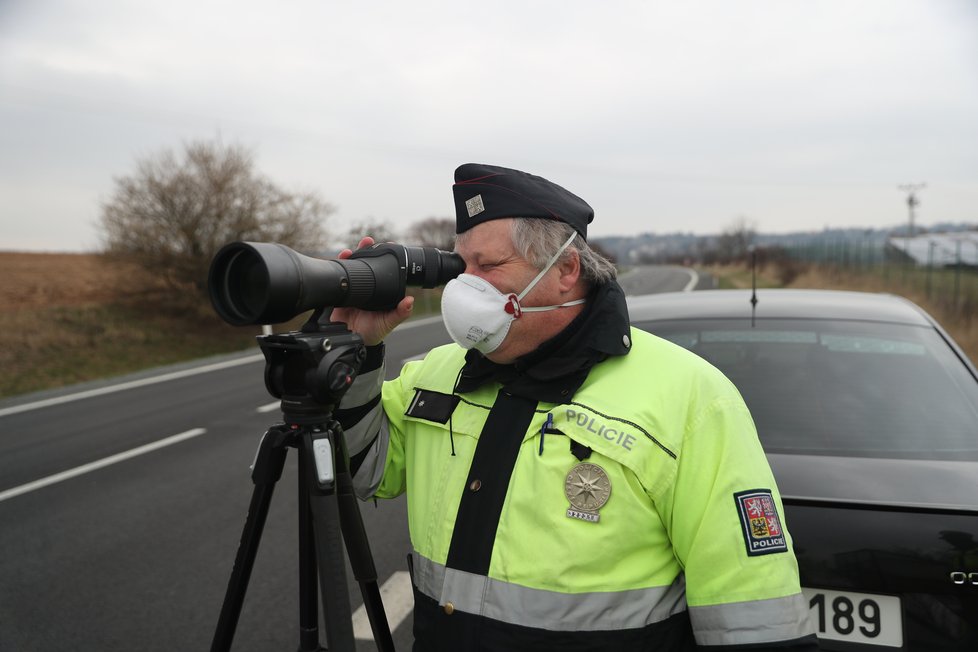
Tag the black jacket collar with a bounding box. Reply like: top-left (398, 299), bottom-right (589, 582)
top-left (455, 280), bottom-right (631, 403)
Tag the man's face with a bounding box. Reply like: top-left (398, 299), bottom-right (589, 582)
top-left (453, 218), bottom-right (566, 363)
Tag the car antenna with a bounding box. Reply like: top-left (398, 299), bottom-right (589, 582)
top-left (749, 245), bottom-right (758, 328)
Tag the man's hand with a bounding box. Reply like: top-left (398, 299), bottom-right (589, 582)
top-left (330, 236), bottom-right (415, 346)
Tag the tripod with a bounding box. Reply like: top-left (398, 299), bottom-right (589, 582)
top-left (211, 316), bottom-right (396, 652)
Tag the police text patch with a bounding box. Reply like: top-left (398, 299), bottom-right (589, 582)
top-left (734, 489), bottom-right (788, 556)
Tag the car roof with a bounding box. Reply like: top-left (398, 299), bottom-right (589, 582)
top-left (626, 288), bottom-right (934, 327)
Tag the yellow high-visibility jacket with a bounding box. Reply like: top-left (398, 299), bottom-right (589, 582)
top-left (341, 288), bottom-right (815, 651)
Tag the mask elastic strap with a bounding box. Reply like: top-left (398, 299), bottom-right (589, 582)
top-left (516, 230), bottom-right (579, 302)
top-left (519, 297), bottom-right (586, 312)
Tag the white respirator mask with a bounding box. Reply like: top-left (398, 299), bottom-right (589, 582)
top-left (441, 231), bottom-right (585, 354)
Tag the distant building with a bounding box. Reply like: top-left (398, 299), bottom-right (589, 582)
top-left (887, 232), bottom-right (978, 267)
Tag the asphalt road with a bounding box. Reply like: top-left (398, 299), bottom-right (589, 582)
top-left (0, 266), bottom-right (701, 651)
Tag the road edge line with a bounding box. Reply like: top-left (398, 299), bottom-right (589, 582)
top-left (0, 428), bottom-right (206, 503)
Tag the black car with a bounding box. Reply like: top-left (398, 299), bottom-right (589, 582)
top-left (628, 288), bottom-right (978, 651)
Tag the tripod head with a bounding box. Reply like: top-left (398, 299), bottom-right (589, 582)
top-left (258, 308), bottom-right (366, 425)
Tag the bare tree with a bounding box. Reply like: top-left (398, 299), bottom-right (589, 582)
top-left (405, 217), bottom-right (457, 251)
top-left (343, 218), bottom-right (400, 249)
top-left (716, 216), bottom-right (757, 263)
top-left (99, 139), bottom-right (332, 300)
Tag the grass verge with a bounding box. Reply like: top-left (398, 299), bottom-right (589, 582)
top-left (0, 303), bottom-right (259, 397)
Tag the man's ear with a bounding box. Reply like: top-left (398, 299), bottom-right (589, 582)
top-left (556, 248), bottom-right (582, 292)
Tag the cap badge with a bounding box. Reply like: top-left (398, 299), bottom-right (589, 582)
top-left (564, 462), bottom-right (611, 523)
top-left (465, 194), bottom-right (485, 218)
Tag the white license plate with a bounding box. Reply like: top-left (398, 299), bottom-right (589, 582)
top-left (802, 587), bottom-right (903, 647)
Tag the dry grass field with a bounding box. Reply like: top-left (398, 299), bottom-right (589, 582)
top-left (1, 252), bottom-right (134, 310)
top-left (0, 252), bottom-right (257, 397)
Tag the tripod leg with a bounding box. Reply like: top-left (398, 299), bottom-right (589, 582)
top-left (302, 436), bottom-right (357, 652)
top-left (335, 472), bottom-right (397, 652)
top-left (337, 475), bottom-right (394, 652)
top-left (211, 427), bottom-right (291, 652)
top-left (298, 463), bottom-right (322, 652)
top-left (332, 426), bottom-right (397, 652)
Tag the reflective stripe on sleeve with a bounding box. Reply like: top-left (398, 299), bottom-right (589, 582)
top-left (339, 361), bottom-right (386, 409)
top-left (343, 400), bottom-right (385, 454)
top-left (337, 345), bottom-right (388, 499)
top-left (689, 593), bottom-right (815, 647)
top-left (411, 551), bottom-right (688, 632)
top-left (350, 410), bottom-right (390, 499)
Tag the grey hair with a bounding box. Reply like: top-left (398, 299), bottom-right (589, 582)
top-left (453, 218), bottom-right (618, 285)
top-left (512, 219), bottom-right (617, 285)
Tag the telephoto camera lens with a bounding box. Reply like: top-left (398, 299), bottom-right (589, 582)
top-left (208, 241), bottom-right (464, 326)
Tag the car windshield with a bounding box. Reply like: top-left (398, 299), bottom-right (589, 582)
top-left (636, 318), bottom-right (978, 461)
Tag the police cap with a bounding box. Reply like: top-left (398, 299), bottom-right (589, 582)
top-left (452, 163), bottom-right (594, 240)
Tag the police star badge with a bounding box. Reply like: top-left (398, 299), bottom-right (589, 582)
top-left (564, 463), bottom-right (611, 522)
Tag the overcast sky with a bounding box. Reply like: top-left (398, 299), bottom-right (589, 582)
top-left (2, 0), bottom-right (976, 252)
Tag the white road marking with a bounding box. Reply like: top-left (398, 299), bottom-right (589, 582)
top-left (0, 428), bottom-right (207, 503)
top-left (681, 267), bottom-right (699, 292)
top-left (0, 355), bottom-right (265, 418)
top-left (352, 570), bottom-right (414, 640)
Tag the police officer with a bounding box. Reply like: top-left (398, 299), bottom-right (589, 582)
top-left (332, 164), bottom-right (818, 651)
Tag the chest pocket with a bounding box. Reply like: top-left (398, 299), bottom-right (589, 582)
top-left (405, 389), bottom-right (460, 423)
top-left (403, 387), bottom-right (496, 441)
